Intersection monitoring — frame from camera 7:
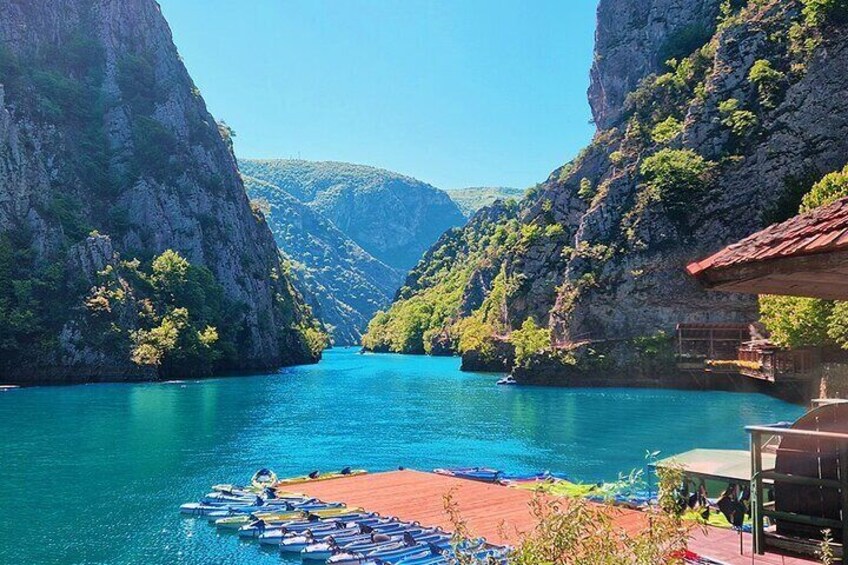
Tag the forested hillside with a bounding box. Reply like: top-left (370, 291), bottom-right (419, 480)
top-left (243, 174), bottom-right (403, 344)
top-left (364, 0), bottom-right (848, 382)
top-left (447, 187), bottom-right (523, 218)
top-left (240, 159), bottom-right (466, 271)
top-left (240, 159), bottom-right (466, 343)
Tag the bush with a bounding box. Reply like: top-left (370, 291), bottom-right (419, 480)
top-left (748, 59), bottom-right (785, 108)
top-left (802, 0), bottom-right (848, 27)
top-left (718, 98), bottom-right (758, 136)
top-left (650, 116), bottom-right (683, 144)
top-left (759, 295), bottom-right (832, 348)
top-left (640, 148), bottom-right (713, 200)
top-left (799, 164), bottom-right (848, 212)
top-left (578, 178), bottom-right (595, 201)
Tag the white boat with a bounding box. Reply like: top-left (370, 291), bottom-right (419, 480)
top-left (496, 376), bottom-right (517, 386)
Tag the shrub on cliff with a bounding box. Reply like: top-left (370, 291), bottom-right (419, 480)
top-left (640, 149), bottom-right (713, 200)
top-left (802, 0), bottom-right (848, 27)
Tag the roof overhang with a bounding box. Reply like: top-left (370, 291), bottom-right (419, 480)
top-left (653, 449), bottom-right (776, 483)
top-left (687, 248), bottom-right (848, 300)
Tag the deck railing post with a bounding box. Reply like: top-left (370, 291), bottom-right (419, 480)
top-left (840, 442), bottom-right (848, 556)
top-left (751, 429), bottom-right (765, 555)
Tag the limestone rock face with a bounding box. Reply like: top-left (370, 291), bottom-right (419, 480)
top-left (0, 0), bottom-right (318, 381)
top-left (589, 0), bottom-right (722, 129)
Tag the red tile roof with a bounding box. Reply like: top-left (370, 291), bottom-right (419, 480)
top-left (687, 196), bottom-right (848, 277)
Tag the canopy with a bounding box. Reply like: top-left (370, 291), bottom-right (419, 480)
top-left (654, 449), bottom-right (776, 483)
top-left (687, 196), bottom-right (848, 300)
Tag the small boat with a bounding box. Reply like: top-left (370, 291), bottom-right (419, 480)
top-left (251, 468), bottom-right (278, 489)
top-left (0, 385), bottom-right (19, 392)
top-left (274, 467), bottom-right (366, 486)
top-left (496, 376), bottom-right (517, 386)
top-left (433, 467), bottom-right (503, 483)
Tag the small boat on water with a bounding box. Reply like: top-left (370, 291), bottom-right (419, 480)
top-left (433, 467), bottom-right (503, 483)
top-left (274, 466), bottom-right (366, 486)
top-left (0, 385), bottom-right (19, 392)
top-left (496, 375), bottom-right (516, 386)
top-left (251, 468), bottom-right (278, 489)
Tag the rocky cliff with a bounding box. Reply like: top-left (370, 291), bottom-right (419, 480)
top-left (0, 0), bottom-right (321, 383)
top-left (364, 0), bottom-right (848, 381)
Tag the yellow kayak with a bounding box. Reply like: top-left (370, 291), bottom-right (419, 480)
top-left (273, 468), bottom-right (367, 487)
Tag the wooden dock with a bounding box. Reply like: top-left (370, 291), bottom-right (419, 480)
top-left (293, 470), bottom-right (818, 564)
top-left (293, 469), bottom-right (645, 546)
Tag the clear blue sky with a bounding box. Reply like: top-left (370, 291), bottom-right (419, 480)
top-left (158, 0), bottom-right (598, 190)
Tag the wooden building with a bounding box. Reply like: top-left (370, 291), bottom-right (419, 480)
top-left (687, 196), bottom-right (848, 560)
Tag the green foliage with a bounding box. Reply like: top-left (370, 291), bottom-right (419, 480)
top-left (748, 59), bottom-right (785, 108)
top-left (510, 318), bottom-right (551, 367)
top-left (759, 167), bottom-right (848, 350)
top-left (132, 116), bottom-right (178, 181)
top-left (0, 232), bottom-right (77, 371)
top-left (718, 98), bottom-right (758, 136)
top-left (759, 295), bottom-right (833, 348)
top-left (802, 0), bottom-right (848, 27)
top-left (624, 48), bottom-right (713, 128)
top-left (362, 206), bottom-right (520, 354)
top-left (799, 164), bottom-right (848, 212)
top-left (640, 149), bottom-right (714, 200)
top-left (577, 178), bottom-right (595, 202)
top-left (94, 249), bottom-right (243, 376)
top-left (650, 116), bottom-right (683, 144)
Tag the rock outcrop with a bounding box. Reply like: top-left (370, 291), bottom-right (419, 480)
top-left (0, 0), bottom-right (320, 383)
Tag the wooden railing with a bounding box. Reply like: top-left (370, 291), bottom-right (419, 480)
top-left (737, 348), bottom-right (818, 382)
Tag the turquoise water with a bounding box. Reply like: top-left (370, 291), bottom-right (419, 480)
top-left (0, 349), bottom-right (804, 564)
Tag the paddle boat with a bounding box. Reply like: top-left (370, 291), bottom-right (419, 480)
top-left (273, 466), bottom-right (366, 486)
top-left (433, 467), bottom-right (503, 483)
top-left (251, 468), bottom-right (278, 489)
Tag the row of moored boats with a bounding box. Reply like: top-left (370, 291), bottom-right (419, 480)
top-left (179, 469), bottom-right (508, 565)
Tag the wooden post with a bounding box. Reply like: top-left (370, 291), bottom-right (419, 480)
top-left (751, 430), bottom-right (765, 555)
top-left (840, 442), bottom-right (848, 555)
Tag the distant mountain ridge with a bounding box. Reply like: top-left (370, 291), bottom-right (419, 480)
top-left (240, 159), bottom-right (466, 271)
top-left (243, 174), bottom-right (403, 345)
top-left (447, 186), bottom-right (523, 217)
top-left (240, 159), bottom-right (466, 343)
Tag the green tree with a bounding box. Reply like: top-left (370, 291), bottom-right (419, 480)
top-left (510, 318), bottom-right (552, 366)
top-left (718, 98), bottom-right (758, 136)
top-left (748, 60), bottom-right (785, 108)
top-left (799, 164), bottom-right (848, 212)
top-left (759, 165), bottom-right (848, 349)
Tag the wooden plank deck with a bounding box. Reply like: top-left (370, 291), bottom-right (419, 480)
top-left (293, 469), bottom-right (645, 546)
top-left (293, 470), bottom-right (819, 564)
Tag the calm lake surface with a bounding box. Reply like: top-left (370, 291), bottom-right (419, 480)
top-left (0, 349), bottom-right (804, 564)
